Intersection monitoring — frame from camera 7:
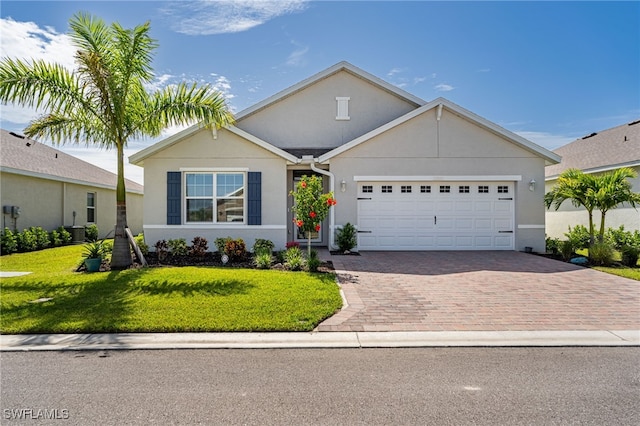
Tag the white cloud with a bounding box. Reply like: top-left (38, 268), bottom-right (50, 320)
top-left (286, 42), bottom-right (309, 67)
top-left (0, 17), bottom-right (76, 70)
top-left (387, 67), bottom-right (405, 77)
top-left (162, 0), bottom-right (309, 35)
top-left (434, 83), bottom-right (455, 92)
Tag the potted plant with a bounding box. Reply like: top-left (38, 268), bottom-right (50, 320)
top-left (82, 241), bottom-right (104, 272)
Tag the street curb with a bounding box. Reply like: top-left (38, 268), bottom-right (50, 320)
top-left (1, 330), bottom-right (638, 351)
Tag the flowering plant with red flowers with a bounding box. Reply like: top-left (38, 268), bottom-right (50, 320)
top-left (290, 175), bottom-right (336, 256)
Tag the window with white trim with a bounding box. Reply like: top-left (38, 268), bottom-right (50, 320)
top-left (336, 97), bottom-right (350, 120)
top-left (87, 192), bottom-right (96, 223)
top-left (185, 172), bottom-right (245, 223)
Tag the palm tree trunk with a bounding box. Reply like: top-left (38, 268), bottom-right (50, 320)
top-left (588, 210), bottom-right (595, 246)
top-left (110, 142), bottom-right (132, 269)
top-left (598, 211), bottom-right (607, 242)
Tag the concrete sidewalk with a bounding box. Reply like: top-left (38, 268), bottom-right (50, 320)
top-left (1, 330), bottom-right (638, 351)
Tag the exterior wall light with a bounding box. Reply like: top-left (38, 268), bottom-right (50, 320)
top-left (341, 180), bottom-right (347, 192)
top-left (529, 179), bottom-right (536, 192)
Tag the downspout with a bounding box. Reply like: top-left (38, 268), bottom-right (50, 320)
top-left (300, 155), bottom-right (337, 250)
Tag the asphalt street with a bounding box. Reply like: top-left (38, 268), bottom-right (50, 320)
top-left (1, 347), bottom-right (638, 425)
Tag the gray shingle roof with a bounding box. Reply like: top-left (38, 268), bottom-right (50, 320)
top-left (0, 129), bottom-right (143, 193)
top-left (545, 120), bottom-right (640, 178)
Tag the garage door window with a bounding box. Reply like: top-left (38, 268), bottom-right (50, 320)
top-left (382, 185), bottom-right (393, 193)
top-left (439, 185), bottom-right (451, 193)
top-left (420, 185), bottom-right (431, 193)
top-left (498, 185), bottom-right (509, 193)
top-left (478, 185), bottom-right (489, 193)
top-left (401, 185), bottom-right (412, 193)
top-left (362, 185), bottom-right (373, 193)
top-left (458, 185), bottom-right (470, 193)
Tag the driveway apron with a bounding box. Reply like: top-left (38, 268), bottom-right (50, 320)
top-left (317, 251), bottom-right (640, 332)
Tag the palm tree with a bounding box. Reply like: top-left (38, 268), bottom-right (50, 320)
top-left (592, 167), bottom-right (640, 241)
top-left (0, 13), bottom-right (234, 269)
top-left (544, 168), bottom-right (598, 245)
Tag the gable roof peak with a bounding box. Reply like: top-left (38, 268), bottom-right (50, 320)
top-left (235, 61), bottom-right (426, 121)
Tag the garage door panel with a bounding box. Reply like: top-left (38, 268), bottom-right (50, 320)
top-left (357, 181), bottom-right (514, 250)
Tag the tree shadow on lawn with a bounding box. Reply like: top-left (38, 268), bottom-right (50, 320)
top-left (1, 268), bottom-right (255, 333)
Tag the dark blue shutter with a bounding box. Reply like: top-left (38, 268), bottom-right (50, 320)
top-left (247, 172), bottom-right (262, 225)
top-left (167, 172), bottom-right (182, 225)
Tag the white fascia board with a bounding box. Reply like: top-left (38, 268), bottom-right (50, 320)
top-left (225, 126), bottom-right (299, 163)
top-left (353, 175), bottom-right (523, 182)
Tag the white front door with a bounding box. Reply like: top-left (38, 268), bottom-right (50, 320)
top-left (357, 181), bottom-right (515, 250)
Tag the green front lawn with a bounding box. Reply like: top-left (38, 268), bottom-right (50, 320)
top-left (0, 245), bottom-right (342, 334)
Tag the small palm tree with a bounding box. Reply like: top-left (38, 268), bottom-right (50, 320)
top-left (545, 168), bottom-right (598, 245)
top-left (592, 167), bottom-right (640, 241)
top-left (0, 13), bottom-right (234, 269)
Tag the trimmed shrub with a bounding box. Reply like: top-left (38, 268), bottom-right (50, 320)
top-left (168, 238), bottom-right (188, 256)
top-left (214, 237), bottom-right (232, 253)
top-left (254, 251), bottom-right (273, 269)
top-left (621, 245), bottom-right (640, 268)
top-left (31, 227), bottom-right (51, 250)
top-left (1, 228), bottom-right (18, 255)
top-left (56, 226), bottom-right (72, 244)
top-left (284, 246), bottom-right (305, 271)
top-left (589, 242), bottom-right (615, 266)
top-left (85, 224), bottom-right (99, 242)
top-left (545, 236), bottom-right (561, 254)
top-left (17, 228), bottom-right (38, 252)
top-left (306, 249), bottom-right (320, 272)
top-left (565, 225), bottom-right (590, 250)
top-left (224, 238), bottom-right (246, 261)
top-left (252, 238), bottom-right (274, 254)
top-left (50, 230), bottom-right (62, 247)
top-left (189, 236), bottom-right (209, 257)
top-left (337, 223), bottom-right (357, 252)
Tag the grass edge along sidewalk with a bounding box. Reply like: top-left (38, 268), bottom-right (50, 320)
top-left (0, 245), bottom-right (342, 334)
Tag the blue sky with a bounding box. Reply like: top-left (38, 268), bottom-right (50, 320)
top-left (1, 0), bottom-right (638, 185)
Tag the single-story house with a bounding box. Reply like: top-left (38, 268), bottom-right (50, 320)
top-left (130, 61), bottom-right (560, 252)
top-left (545, 120), bottom-right (640, 239)
top-left (1, 129), bottom-right (144, 238)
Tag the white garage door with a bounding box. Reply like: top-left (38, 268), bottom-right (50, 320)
top-left (357, 181), bottom-right (514, 250)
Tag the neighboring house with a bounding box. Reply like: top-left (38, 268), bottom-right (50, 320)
top-left (130, 61), bottom-right (560, 252)
top-left (1, 129), bottom-right (144, 238)
top-left (545, 120), bottom-right (640, 239)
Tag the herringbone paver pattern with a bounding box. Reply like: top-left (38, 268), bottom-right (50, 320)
top-left (317, 251), bottom-right (640, 332)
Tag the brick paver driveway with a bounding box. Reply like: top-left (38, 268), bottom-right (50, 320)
top-left (317, 251), bottom-right (640, 332)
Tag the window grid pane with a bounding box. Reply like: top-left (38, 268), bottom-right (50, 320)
top-left (420, 185), bottom-right (431, 193)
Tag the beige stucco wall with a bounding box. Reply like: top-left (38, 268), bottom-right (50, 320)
top-left (545, 167), bottom-right (640, 239)
top-left (0, 172), bottom-right (143, 238)
top-left (141, 128), bottom-right (289, 250)
top-left (327, 108), bottom-right (548, 252)
top-left (238, 70), bottom-right (418, 150)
